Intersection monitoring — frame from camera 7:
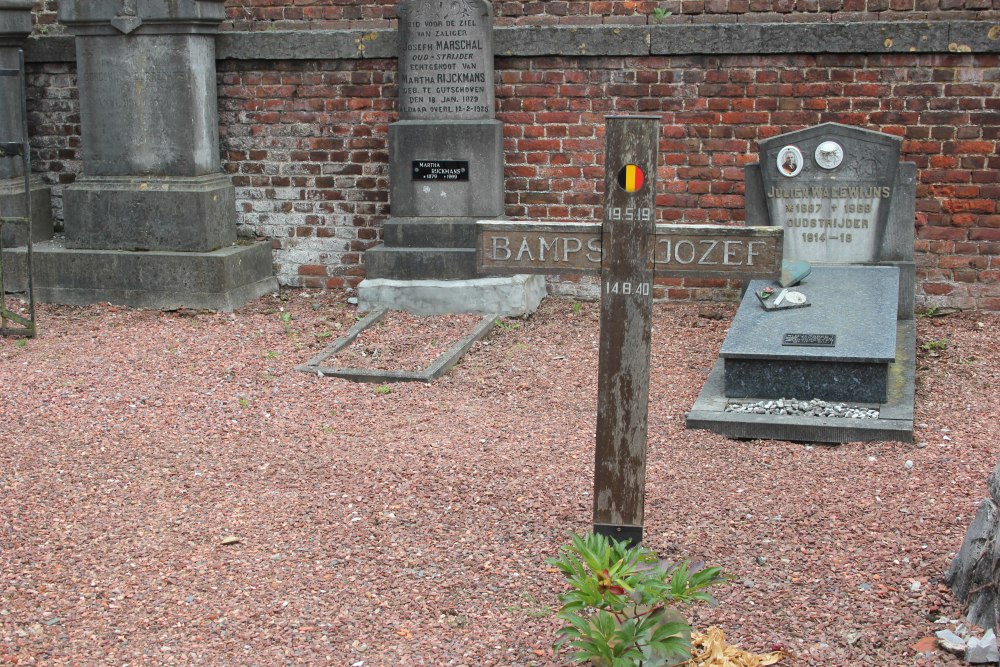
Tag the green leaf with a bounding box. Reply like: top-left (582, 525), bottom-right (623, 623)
top-left (650, 620), bottom-right (689, 643)
top-left (669, 561), bottom-right (691, 598)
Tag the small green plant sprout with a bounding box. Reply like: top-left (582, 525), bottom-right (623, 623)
top-left (920, 338), bottom-right (948, 352)
top-left (374, 384), bottom-right (392, 395)
top-left (547, 531), bottom-right (727, 667)
top-left (572, 301), bottom-right (583, 314)
top-left (650, 7), bottom-right (672, 23)
top-left (238, 397), bottom-right (251, 409)
top-left (15, 338), bottom-right (27, 349)
top-left (265, 350), bottom-right (279, 359)
top-left (494, 318), bottom-right (521, 332)
top-left (918, 305), bottom-right (940, 318)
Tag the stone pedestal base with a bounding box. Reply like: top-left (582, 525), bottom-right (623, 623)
top-left (877, 259), bottom-right (916, 320)
top-left (358, 275), bottom-right (546, 316)
top-left (0, 176), bottom-right (53, 246)
top-left (63, 174), bottom-right (237, 252)
top-left (389, 120), bottom-right (503, 218)
top-left (685, 265), bottom-right (914, 444)
top-left (3, 239), bottom-right (277, 311)
top-left (364, 217), bottom-right (481, 281)
top-left (724, 358), bottom-right (888, 403)
top-left (686, 319), bottom-right (915, 444)
top-left (364, 245), bottom-right (478, 281)
top-left (719, 266), bottom-right (899, 401)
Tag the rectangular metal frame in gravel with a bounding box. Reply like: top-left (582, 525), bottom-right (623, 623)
top-left (295, 309), bottom-right (497, 383)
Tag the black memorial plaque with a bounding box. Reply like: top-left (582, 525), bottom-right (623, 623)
top-left (782, 333), bottom-right (837, 347)
top-left (412, 160), bottom-right (469, 181)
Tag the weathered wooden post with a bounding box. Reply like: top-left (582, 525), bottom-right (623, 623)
top-left (593, 116), bottom-right (659, 546)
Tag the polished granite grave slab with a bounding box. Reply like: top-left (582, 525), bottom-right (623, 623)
top-left (721, 265), bottom-right (899, 403)
top-left (686, 264), bottom-right (913, 443)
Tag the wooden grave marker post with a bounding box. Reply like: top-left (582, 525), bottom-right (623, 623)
top-left (476, 116), bottom-right (783, 545)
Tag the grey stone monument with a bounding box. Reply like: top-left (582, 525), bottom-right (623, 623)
top-left (17, 0), bottom-right (277, 310)
top-left (687, 123), bottom-right (917, 443)
top-left (0, 0), bottom-right (53, 250)
top-left (359, 0), bottom-right (544, 316)
top-left (747, 122), bottom-right (916, 318)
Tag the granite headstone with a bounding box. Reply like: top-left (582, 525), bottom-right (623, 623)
top-left (687, 123), bottom-right (917, 443)
top-left (61, 0), bottom-right (234, 252)
top-left (745, 122), bottom-right (916, 318)
top-left (397, 0), bottom-right (495, 121)
top-left (384, 0), bottom-right (503, 222)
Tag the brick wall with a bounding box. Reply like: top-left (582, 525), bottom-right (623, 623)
top-left (495, 52), bottom-right (1000, 308)
top-left (27, 0), bottom-right (999, 34)
top-left (217, 60), bottom-right (395, 290)
top-left (24, 62), bottom-right (78, 227)
top-left (18, 10), bottom-right (1000, 311)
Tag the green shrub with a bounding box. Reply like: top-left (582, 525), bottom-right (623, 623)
top-left (548, 532), bottom-right (727, 667)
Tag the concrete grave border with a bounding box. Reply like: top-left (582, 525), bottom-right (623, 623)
top-left (295, 308), bottom-right (497, 383)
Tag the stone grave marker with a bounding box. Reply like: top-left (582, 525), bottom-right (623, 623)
top-left (359, 0), bottom-right (545, 317)
top-left (687, 122), bottom-right (917, 444)
top-left (477, 116), bottom-right (783, 544)
top-left (746, 122), bottom-right (916, 318)
top-left (13, 0), bottom-right (277, 311)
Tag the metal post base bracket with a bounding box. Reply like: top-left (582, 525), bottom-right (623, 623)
top-left (593, 523), bottom-right (644, 549)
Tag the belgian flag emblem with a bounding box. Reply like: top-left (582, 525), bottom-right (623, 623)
top-left (617, 164), bottom-right (645, 192)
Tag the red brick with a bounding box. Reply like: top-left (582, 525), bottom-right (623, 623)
top-left (922, 283), bottom-right (955, 296)
top-left (298, 264), bottom-right (328, 277)
top-left (919, 227), bottom-right (968, 241)
top-left (971, 229), bottom-right (1000, 241)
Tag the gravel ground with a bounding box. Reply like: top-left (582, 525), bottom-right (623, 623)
top-left (1, 290), bottom-right (998, 666)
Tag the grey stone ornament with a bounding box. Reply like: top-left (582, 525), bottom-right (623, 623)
top-left (815, 140), bottom-right (844, 170)
top-left (784, 291), bottom-right (807, 305)
top-left (110, 15), bottom-right (142, 33)
top-left (110, 0), bottom-right (141, 34)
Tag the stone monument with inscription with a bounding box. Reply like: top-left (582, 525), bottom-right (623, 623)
top-left (687, 123), bottom-right (917, 443)
top-left (16, 0), bottom-right (277, 310)
top-left (359, 0), bottom-right (545, 316)
top-left (747, 122), bottom-right (916, 318)
top-left (0, 0), bottom-right (52, 252)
